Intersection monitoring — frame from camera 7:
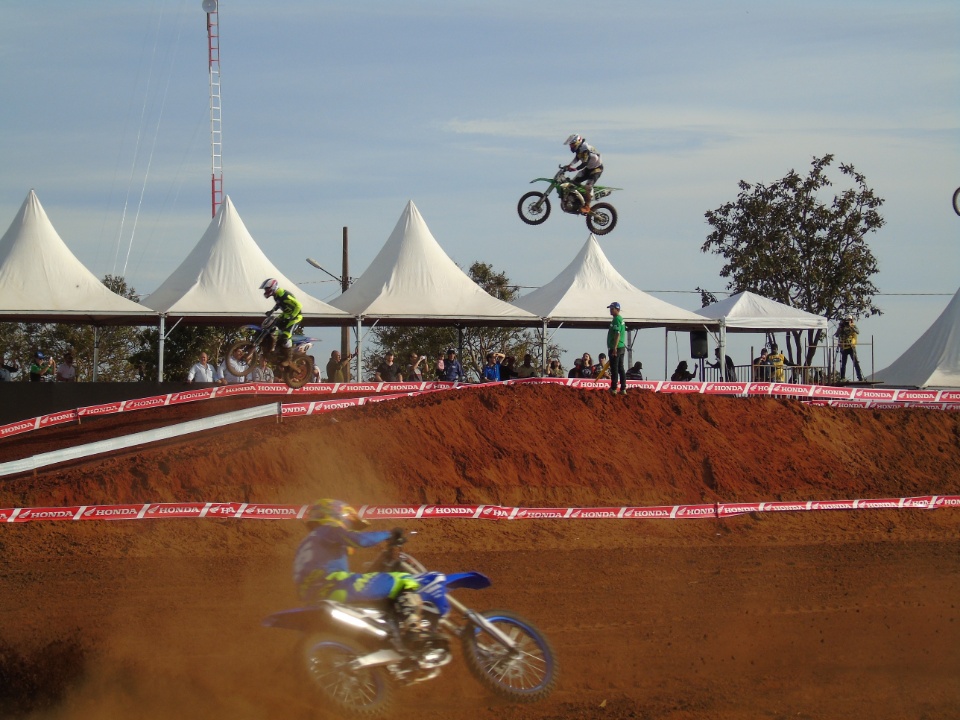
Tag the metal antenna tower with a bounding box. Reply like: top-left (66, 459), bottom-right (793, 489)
top-left (203, 0), bottom-right (223, 217)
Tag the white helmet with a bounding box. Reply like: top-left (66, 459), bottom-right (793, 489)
top-left (260, 278), bottom-right (278, 298)
top-left (564, 134), bottom-right (583, 152)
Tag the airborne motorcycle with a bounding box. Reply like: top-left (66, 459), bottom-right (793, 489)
top-left (518, 165), bottom-right (620, 235)
top-left (263, 534), bottom-right (558, 718)
top-left (224, 313), bottom-right (316, 389)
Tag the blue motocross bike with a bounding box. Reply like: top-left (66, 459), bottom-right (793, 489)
top-left (263, 533), bottom-right (558, 718)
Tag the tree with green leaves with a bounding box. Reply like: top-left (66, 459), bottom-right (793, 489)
top-left (702, 154), bottom-right (884, 365)
top-left (365, 261), bottom-right (561, 381)
top-left (130, 324), bottom-right (248, 382)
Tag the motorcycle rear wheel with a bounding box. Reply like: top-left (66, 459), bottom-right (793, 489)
top-left (224, 340), bottom-right (258, 377)
top-left (517, 192), bottom-right (551, 225)
top-left (299, 633), bottom-right (393, 719)
top-left (461, 610), bottom-right (558, 703)
top-left (585, 203), bottom-right (618, 236)
top-left (282, 354), bottom-right (315, 389)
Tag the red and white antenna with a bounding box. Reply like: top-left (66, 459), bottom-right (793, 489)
top-left (203, 0), bottom-right (223, 217)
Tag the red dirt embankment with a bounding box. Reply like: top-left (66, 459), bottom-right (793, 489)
top-left (0, 385), bottom-right (958, 720)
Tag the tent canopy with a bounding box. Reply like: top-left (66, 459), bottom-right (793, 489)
top-left (0, 190), bottom-right (157, 325)
top-left (513, 234), bottom-right (709, 330)
top-left (142, 196), bottom-right (349, 326)
top-left (331, 201), bottom-right (538, 327)
top-left (694, 291), bottom-right (828, 332)
top-left (873, 287), bottom-right (960, 388)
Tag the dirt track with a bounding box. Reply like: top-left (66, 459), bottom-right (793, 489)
top-left (1, 385), bottom-right (958, 719)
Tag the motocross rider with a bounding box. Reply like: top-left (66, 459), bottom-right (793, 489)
top-left (260, 278), bottom-right (303, 367)
top-left (564, 134), bottom-right (603, 213)
top-left (293, 499), bottom-right (432, 643)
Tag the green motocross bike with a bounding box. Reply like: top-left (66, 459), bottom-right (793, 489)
top-left (517, 165), bottom-right (620, 235)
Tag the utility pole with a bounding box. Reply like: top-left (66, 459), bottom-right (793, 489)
top-left (341, 226), bottom-right (350, 361)
top-left (203, 0), bottom-right (223, 217)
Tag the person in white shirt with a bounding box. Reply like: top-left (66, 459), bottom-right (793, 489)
top-left (56, 352), bottom-right (77, 382)
top-left (251, 356), bottom-right (275, 383)
top-left (186, 352), bottom-right (221, 383)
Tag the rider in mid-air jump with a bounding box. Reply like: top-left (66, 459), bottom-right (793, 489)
top-left (564, 134), bottom-right (603, 213)
top-left (260, 278), bottom-right (303, 367)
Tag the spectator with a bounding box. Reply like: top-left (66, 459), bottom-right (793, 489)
top-left (767, 344), bottom-right (787, 382)
top-left (311, 357), bottom-right (321, 383)
top-left (187, 351), bottom-right (220, 383)
top-left (481, 352), bottom-right (504, 382)
top-left (625, 361), bottom-right (644, 380)
top-left (438, 348), bottom-right (464, 382)
top-left (670, 360), bottom-right (697, 382)
top-left (56, 351), bottom-right (77, 382)
top-left (752, 348), bottom-right (771, 381)
top-left (567, 358), bottom-right (583, 378)
top-left (606, 301), bottom-right (627, 395)
top-left (251, 356), bottom-right (275, 383)
top-left (835, 315), bottom-right (864, 382)
top-left (1, 354), bottom-right (21, 382)
top-left (500, 355), bottom-right (517, 381)
top-left (375, 352), bottom-right (403, 382)
top-left (404, 352), bottom-right (430, 383)
top-left (514, 353), bottom-right (539, 379)
top-left (578, 353), bottom-right (594, 378)
top-left (545, 359), bottom-right (564, 378)
top-left (220, 346), bottom-right (249, 385)
top-left (326, 349), bottom-right (354, 383)
top-left (593, 352), bottom-right (610, 380)
top-left (30, 352), bottom-right (55, 382)
top-left (708, 348), bottom-right (737, 381)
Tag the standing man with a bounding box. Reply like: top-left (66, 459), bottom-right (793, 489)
top-left (835, 314), bottom-right (864, 382)
top-left (325, 349), bottom-right (354, 383)
top-left (438, 348), bottom-right (464, 383)
top-left (186, 351), bottom-right (220, 383)
top-left (606, 301), bottom-right (627, 395)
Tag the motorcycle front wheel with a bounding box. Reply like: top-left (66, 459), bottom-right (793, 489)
top-left (586, 203), bottom-right (618, 236)
top-left (224, 340), bottom-right (258, 377)
top-left (282, 354), bottom-right (315, 389)
top-left (517, 192), bottom-right (551, 225)
top-left (461, 610), bottom-right (558, 703)
top-left (299, 633), bottom-right (393, 719)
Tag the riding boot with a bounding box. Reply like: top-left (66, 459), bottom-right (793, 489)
top-left (279, 343), bottom-right (294, 368)
top-left (264, 333), bottom-right (277, 356)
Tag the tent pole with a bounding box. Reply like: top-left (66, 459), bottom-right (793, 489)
top-left (541, 319), bottom-right (547, 373)
top-left (719, 318), bottom-right (726, 379)
top-left (355, 316), bottom-right (362, 382)
top-left (158, 315), bottom-right (165, 382)
top-left (664, 328), bottom-right (668, 381)
top-left (92, 327), bottom-right (100, 382)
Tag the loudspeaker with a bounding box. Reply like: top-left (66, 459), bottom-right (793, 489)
top-left (690, 330), bottom-right (708, 359)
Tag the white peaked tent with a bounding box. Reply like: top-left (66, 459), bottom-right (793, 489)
top-left (873, 288), bottom-right (960, 388)
top-left (694, 290), bottom-right (828, 332)
top-left (331, 201), bottom-right (538, 327)
top-left (513, 234), bottom-right (706, 329)
top-left (0, 190), bottom-right (155, 324)
top-left (142, 195), bottom-right (348, 324)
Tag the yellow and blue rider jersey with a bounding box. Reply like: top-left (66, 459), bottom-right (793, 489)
top-left (293, 524), bottom-right (392, 590)
top-left (270, 287), bottom-right (303, 320)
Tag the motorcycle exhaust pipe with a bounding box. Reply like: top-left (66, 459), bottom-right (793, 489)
top-left (328, 605), bottom-right (388, 639)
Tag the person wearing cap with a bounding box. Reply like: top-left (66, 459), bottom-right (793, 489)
top-left (606, 301), bottom-right (627, 395)
top-left (567, 357), bottom-right (584, 378)
top-left (834, 314), bottom-right (864, 382)
top-left (438, 348), bottom-right (464, 383)
top-left (481, 351), bottom-right (505, 382)
top-left (29, 352), bottom-right (55, 382)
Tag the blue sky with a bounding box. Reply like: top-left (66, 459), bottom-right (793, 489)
top-left (1, 0), bottom-right (957, 376)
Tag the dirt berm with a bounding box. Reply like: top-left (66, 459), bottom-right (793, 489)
top-left (0, 384), bottom-right (958, 720)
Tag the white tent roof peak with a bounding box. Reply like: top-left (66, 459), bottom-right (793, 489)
top-left (874, 287), bottom-right (960, 388)
top-left (331, 200), bottom-right (537, 323)
top-left (694, 290), bottom-right (827, 331)
top-left (142, 195), bottom-right (347, 321)
top-left (512, 234), bottom-right (705, 328)
top-left (0, 189), bottom-right (152, 322)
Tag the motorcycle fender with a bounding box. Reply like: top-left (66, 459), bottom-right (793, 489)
top-left (444, 571), bottom-right (491, 591)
